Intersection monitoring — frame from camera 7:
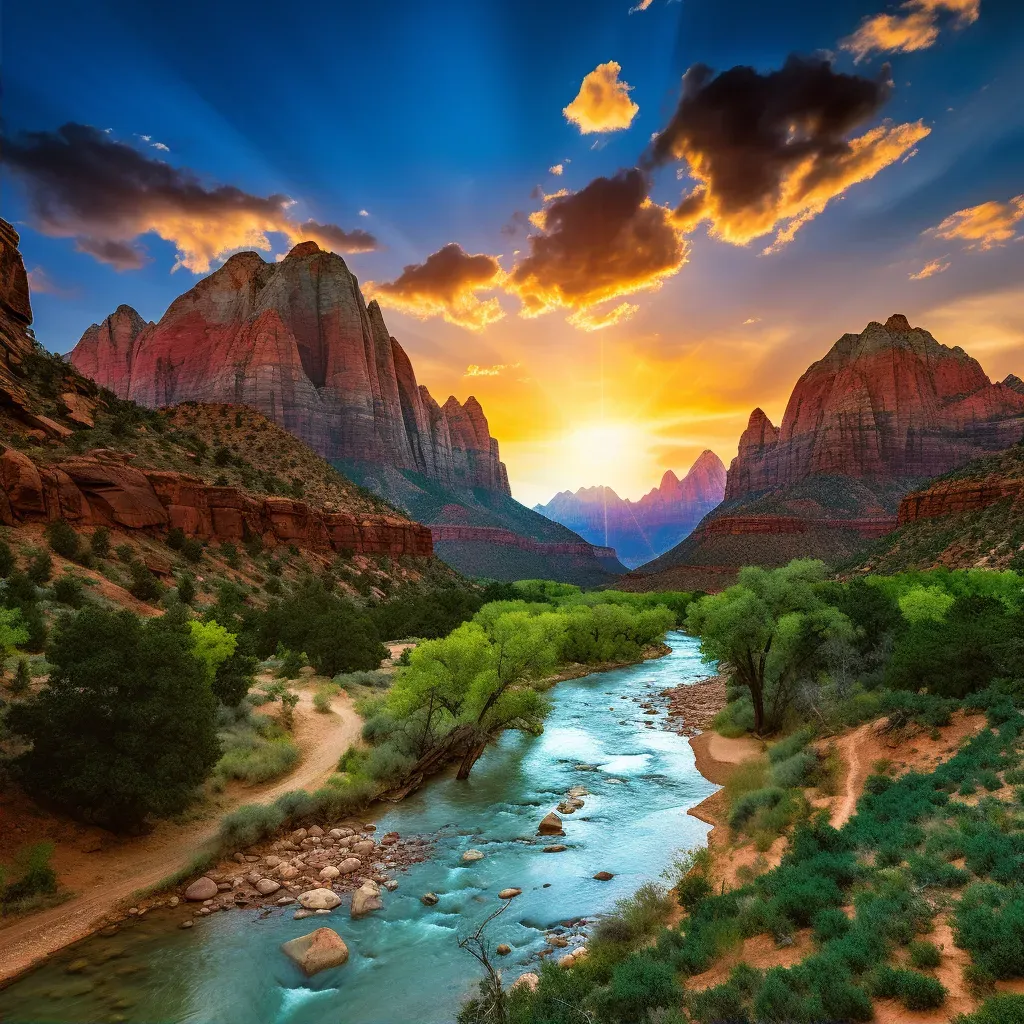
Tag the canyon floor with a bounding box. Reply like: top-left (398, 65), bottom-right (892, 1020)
top-left (0, 680), bottom-right (362, 985)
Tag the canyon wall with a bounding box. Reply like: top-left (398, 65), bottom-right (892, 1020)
top-left (70, 242), bottom-right (510, 497)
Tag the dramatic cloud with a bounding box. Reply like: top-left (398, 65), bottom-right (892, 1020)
top-left (365, 243), bottom-right (506, 330)
top-left (505, 169), bottom-right (688, 326)
top-left (464, 362), bottom-right (521, 377)
top-left (3, 123), bottom-right (379, 273)
top-left (909, 257), bottom-right (951, 279)
top-left (928, 195), bottom-right (1024, 250)
top-left (294, 220), bottom-right (377, 254)
top-left (549, 164), bottom-right (564, 176)
top-left (563, 62), bottom-right (639, 135)
top-left (644, 56), bottom-right (930, 251)
top-left (842, 0), bottom-right (979, 62)
top-left (566, 302), bottom-right (639, 331)
top-left (742, 316), bottom-right (762, 325)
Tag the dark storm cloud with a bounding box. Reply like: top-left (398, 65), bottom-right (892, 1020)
top-left (3, 123), bottom-right (378, 272)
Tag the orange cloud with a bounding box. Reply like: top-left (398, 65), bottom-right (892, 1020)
top-left (928, 195), bottom-right (1024, 251)
top-left (505, 169), bottom-right (689, 323)
top-left (3, 123), bottom-right (378, 273)
top-left (909, 258), bottom-right (951, 280)
top-left (563, 62), bottom-right (639, 135)
top-left (465, 362), bottom-right (521, 377)
top-left (566, 302), bottom-right (639, 331)
top-left (646, 57), bottom-right (929, 252)
top-left (549, 164), bottom-right (564, 176)
top-left (365, 242), bottom-right (506, 331)
top-left (842, 0), bottom-right (979, 62)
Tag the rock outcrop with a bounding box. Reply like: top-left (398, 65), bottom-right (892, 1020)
top-left (0, 219), bottom-right (35, 417)
top-left (281, 928), bottom-right (349, 976)
top-left (633, 315), bottom-right (1024, 581)
top-left (535, 450), bottom-right (726, 567)
top-left (725, 315), bottom-right (1024, 499)
top-left (70, 243), bottom-right (510, 496)
top-left (0, 446), bottom-right (433, 558)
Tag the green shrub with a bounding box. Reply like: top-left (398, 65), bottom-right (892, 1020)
top-left (1, 842), bottom-right (58, 910)
top-left (176, 572), bottom-right (196, 605)
top-left (603, 949), bottom-right (681, 1022)
top-left (182, 538), bottom-right (204, 563)
top-left (215, 734), bottom-right (299, 784)
top-left (26, 550), bottom-right (52, 585)
top-left (954, 995), bottom-right (1024, 1024)
top-left (128, 560), bottom-right (162, 603)
top-left (953, 884), bottom-right (1024, 979)
top-left (313, 683), bottom-right (339, 713)
top-left (812, 906), bottom-right (851, 942)
top-left (10, 657), bottom-right (32, 694)
top-left (44, 520), bottom-right (80, 561)
top-left (729, 787), bottom-right (787, 830)
top-left (909, 939), bottom-right (941, 969)
top-left (677, 871), bottom-right (713, 913)
top-left (276, 647), bottom-right (305, 678)
top-left (333, 669), bottom-right (391, 689)
top-left (871, 966), bottom-right (947, 1010)
top-left (166, 527), bottom-right (186, 551)
top-left (90, 527), bottom-right (110, 559)
top-left (217, 802), bottom-right (285, 848)
top-left (50, 573), bottom-right (85, 608)
top-left (0, 539), bottom-right (14, 578)
top-left (115, 543), bottom-right (134, 562)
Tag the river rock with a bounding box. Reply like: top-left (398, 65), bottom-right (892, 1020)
top-left (538, 812), bottom-right (564, 836)
top-left (462, 849), bottom-right (484, 863)
top-left (496, 943), bottom-right (512, 956)
top-left (329, 828), bottom-right (353, 839)
top-left (293, 909), bottom-right (315, 920)
top-left (543, 845), bottom-right (568, 853)
top-left (320, 866), bottom-right (340, 881)
top-left (350, 880), bottom-right (383, 918)
top-left (277, 864), bottom-right (300, 880)
top-left (179, 919), bottom-right (194, 929)
top-left (512, 973), bottom-right (539, 992)
top-left (183, 877), bottom-right (218, 901)
top-left (337, 857), bottom-right (362, 874)
top-left (265, 855), bottom-right (281, 868)
top-left (307, 825), bottom-right (324, 838)
top-left (351, 840), bottom-right (375, 856)
top-left (298, 888), bottom-right (342, 911)
top-left (421, 892), bottom-right (439, 906)
top-left (568, 786), bottom-right (588, 798)
top-left (256, 878), bottom-right (281, 895)
top-left (281, 928), bottom-right (349, 976)
top-left (497, 888), bottom-right (522, 899)
top-left (291, 829), bottom-right (308, 842)
top-left (593, 871), bottom-right (614, 881)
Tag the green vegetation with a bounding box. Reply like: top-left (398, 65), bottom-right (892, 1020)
top-left (0, 843), bottom-right (59, 915)
top-left (212, 707), bottom-right (299, 785)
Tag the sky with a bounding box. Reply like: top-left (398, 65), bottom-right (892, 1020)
top-left (4, 0), bottom-right (1024, 507)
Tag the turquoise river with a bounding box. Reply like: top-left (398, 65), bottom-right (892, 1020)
top-left (0, 632), bottom-right (718, 1024)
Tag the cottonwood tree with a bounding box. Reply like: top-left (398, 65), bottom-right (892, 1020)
top-left (686, 560), bottom-right (853, 735)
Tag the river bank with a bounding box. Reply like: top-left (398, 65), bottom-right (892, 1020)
top-left (0, 632), bottom-right (717, 1024)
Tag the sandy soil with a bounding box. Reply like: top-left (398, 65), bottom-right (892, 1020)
top-left (685, 929), bottom-right (816, 991)
top-left (0, 684), bottom-right (362, 984)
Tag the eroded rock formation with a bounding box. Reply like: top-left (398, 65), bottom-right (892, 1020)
top-left (70, 243), bottom-right (510, 495)
top-left (0, 447), bottom-right (433, 558)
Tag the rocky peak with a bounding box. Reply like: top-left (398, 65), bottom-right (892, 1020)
top-left (70, 250), bottom-right (511, 497)
top-left (1003, 374), bottom-right (1024, 396)
top-left (884, 313), bottom-right (912, 332)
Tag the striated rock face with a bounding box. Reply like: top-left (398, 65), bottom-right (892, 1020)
top-left (0, 218), bottom-right (35, 415)
top-left (70, 243), bottom-right (510, 495)
top-left (725, 314), bottom-right (1024, 500)
top-left (535, 450), bottom-right (726, 567)
top-left (0, 447), bottom-right (433, 558)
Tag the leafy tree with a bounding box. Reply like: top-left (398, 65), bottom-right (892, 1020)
top-left (686, 560), bottom-right (854, 735)
top-left (51, 572), bottom-right (85, 608)
top-left (188, 619), bottom-right (237, 682)
top-left (0, 607), bottom-right (29, 661)
top-left (9, 606), bottom-right (219, 829)
top-left (11, 657), bottom-right (32, 694)
top-left (128, 560), bottom-right (162, 603)
top-left (176, 571), bottom-right (196, 605)
top-left (212, 647), bottom-right (257, 707)
top-left (26, 550), bottom-right (53, 585)
top-left (898, 585), bottom-right (955, 624)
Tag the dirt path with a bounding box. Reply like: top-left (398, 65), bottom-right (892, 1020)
top-left (830, 723), bottom-right (871, 828)
top-left (0, 688), bottom-right (362, 985)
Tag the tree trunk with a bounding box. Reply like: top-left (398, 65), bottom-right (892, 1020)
top-left (455, 740), bottom-right (488, 780)
top-left (750, 680), bottom-right (765, 736)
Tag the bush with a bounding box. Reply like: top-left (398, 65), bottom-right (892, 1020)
top-left (1, 842), bottom-right (58, 910)
top-left (166, 527), bottom-right (186, 551)
top-left (215, 733), bottom-right (299, 784)
top-left (313, 683), bottom-right (339, 713)
top-left (871, 966), bottom-right (947, 1010)
top-left (50, 573), bottom-right (85, 608)
top-left (182, 538), bottom-right (204, 563)
top-left (729, 787), bottom-right (787, 830)
top-left (10, 657), bottom-right (32, 694)
top-left (26, 550), bottom-right (52, 585)
top-left (333, 669), bottom-right (391, 690)
top-left (678, 871), bottom-right (713, 913)
top-left (217, 802), bottom-right (286, 848)
top-left (909, 940), bottom-right (941, 969)
top-left (276, 647), bottom-right (305, 679)
top-left (90, 527), bottom-right (111, 559)
top-left (955, 995), bottom-right (1024, 1024)
top-left (0, 539), bottom-right (14, 578)
top-left (44, 520), bottom-right (80, 561)
top-left (128, 560), bottom-right (162, 603)
top-left (603, 949), bottom-right (681, 1022)
top-left (176, 572), bottom-right (196, 605)
top-left (953, 885), bottom-right (1024, 979)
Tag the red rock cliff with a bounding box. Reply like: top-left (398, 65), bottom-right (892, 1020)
top-left (70, 243), bottom-right (511, 496)
top-left (725, 314), bottom-right (1024, 500)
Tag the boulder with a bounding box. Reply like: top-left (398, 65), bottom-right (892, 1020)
top-left (319, 866), bottom-right (340, 881)
top-left (350, 880), bottom-right (383, 918)
top-left (462, 849), bottom-right (484, 863)
top-left (255, 879), bottom-right (281, 895)
top-left (281, 928), bottom-right (349, 976)
top-left (512, 973), bottom-right (540, 992)
top-left (421, 893), bottom-right (439, 906)
top-left (337, 857), bottom-right (362, 874)
top-left (307, 825), bottom-right (324, 838)
top-left (593, 871), bottom-right (614, 881)
top-left (183, 877), bottom-right (219, 902)
top-left (297, 888), bottom-right (342, 911)
top-left (543, 845), bottom-right (568, 853)
top-left (277, 864), bottom-right (300, 880)
top-left (496, 943), bottom-right (512, 956)
top-left (497, 888), bottom-right (522, 900)
top-left (538, 812), bottom-right (564, 836)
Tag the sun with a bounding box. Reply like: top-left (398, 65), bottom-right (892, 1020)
top-left (559, 422), bottom-right (647, 494)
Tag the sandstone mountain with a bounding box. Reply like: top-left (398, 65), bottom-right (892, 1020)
top-left (69, 240), bottom-right (622, 584)
top-left (534, 450), bottom-right (726, 567)
top-left (71, 242), bottom-right (509, 495)
top-left (633, 314), bottom-right (1024, 589)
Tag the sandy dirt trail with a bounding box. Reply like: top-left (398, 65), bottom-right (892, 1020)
top-left (0, 689), bottom-right (362, 985)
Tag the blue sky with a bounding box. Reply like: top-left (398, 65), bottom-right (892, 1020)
top-left (4, 0), bottom-right (1023, 503)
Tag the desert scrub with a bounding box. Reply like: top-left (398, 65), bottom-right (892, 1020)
top-left (313, 682), bottom-right (341, 712)
top-left (332, 668), bottom-right (391, 690)
top-left (212, 710), bottom-right (299, 785)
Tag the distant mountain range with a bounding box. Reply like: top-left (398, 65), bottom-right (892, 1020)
top-left (69, 241), bottom-right (624, 585)
top-left (534, 450), bottom-right (726, 567)
top-left (630, 313), bottom-right (1024, 590)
